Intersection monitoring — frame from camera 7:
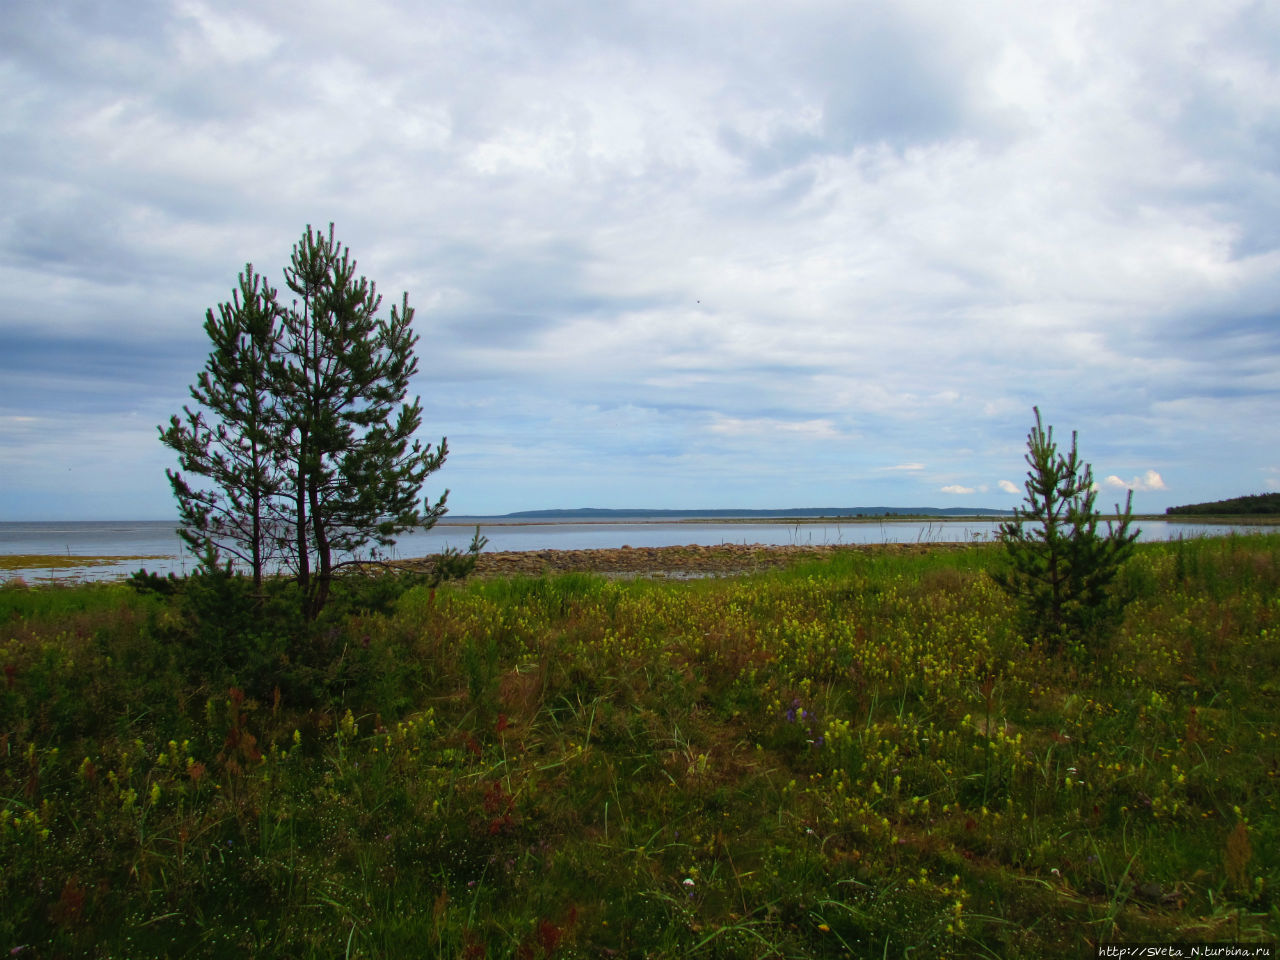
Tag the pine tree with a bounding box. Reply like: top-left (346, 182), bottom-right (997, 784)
top-left (160, 265), bottom-right (284, 591)
top-left (993, 408), bottom-right (1139, 649)
top-left (162, 225), bottom-right (455, 620)
top-left (274, 224), bottom-right (448, 619)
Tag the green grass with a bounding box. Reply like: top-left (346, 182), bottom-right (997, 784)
top-left (2, 535), bottom-right (1278, 957)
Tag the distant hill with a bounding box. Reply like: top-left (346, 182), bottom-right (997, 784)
top-left (500, 506), bottom-right (1013, 520)
top-left (1166, 493), bottom-right (1280, 516)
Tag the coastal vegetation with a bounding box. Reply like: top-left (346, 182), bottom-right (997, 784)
top-left (7, 317), bottom-right (1271, 957)
top-left (1167, 493), bottom-right (1280, 517)
top-left (2, 533), bottom-right (1278, 957)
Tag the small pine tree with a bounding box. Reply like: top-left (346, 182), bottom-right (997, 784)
top-left (993, 408), bottom-right (1139, 649)
top-left (160, 265), bottom-right (284, 591)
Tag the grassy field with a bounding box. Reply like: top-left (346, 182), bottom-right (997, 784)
top-left (2, 534), bottom-right (1278, 957)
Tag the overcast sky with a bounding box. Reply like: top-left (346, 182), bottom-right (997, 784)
top-left (2, 0), bottom-right (1278, 520)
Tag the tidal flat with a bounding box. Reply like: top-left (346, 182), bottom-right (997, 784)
top-left (1, 535), bottom-right (1277, 956)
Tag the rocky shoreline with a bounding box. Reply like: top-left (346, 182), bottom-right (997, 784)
top-left (0, 541), bottom-right (978, 585)
top-left (394, 540), bottom-right (976, 580)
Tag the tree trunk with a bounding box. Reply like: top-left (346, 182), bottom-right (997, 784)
top-left (295, 429), bottom-right (310, 619)
top-left (309, 474), bottom-right (330, 620)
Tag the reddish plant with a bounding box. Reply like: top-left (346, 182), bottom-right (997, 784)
top-left (483, 780), bottom-right (515, 835)
top-left (49, 876), bottom-right (87, 927)
top-left (219, 687), bottom-right (261, 775)
top-left (516, 907), bottom-right (578, 959)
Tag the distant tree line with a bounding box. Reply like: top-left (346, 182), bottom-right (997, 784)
top-left (1166, 493), bottom-right (1280, 516)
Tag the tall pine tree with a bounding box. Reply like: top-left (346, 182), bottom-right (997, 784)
top-left (163, 225), bottom-right (452, 619)
top-left (274, 224), bottom-right (448, 619)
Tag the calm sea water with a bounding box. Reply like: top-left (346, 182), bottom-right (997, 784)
top-left (0, 517), bottom-right (1267, 582)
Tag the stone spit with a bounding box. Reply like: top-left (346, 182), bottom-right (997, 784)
top-left (393, 541), bottom-right (974, 580)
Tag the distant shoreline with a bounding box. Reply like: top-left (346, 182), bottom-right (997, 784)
top-left (435, 512), bottom-right (1280, 527)
top-left (6, 513), bottom-right (1279, 529)
top-left (435, 513), bottom-right (1013, 527)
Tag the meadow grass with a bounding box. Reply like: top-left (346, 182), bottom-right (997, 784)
top-left (1, 534), bottom-right (1277, 957)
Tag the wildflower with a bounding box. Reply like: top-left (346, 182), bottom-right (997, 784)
top-left (338, 709), bottom-right (356, 740)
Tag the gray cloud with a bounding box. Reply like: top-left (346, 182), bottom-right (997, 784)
top-left (2, 0), bottom-right (1279, 517)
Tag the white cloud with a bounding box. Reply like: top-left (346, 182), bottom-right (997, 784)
top-left (1104, 470), bottom-right (1167, 492)
top-left (879, 462), bottom-right (925, 472)
top-left (941, 484), bottom-right (976, 495)
top-left (705, 414), bottom-right (840, 440)
top-left (998, 479), bottom-right (1020, 494)
top-left (174, 0), bottom-right (280, 65)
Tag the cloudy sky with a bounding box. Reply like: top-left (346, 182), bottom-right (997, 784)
top-left (2, 0), bottom-right (1278, 520)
